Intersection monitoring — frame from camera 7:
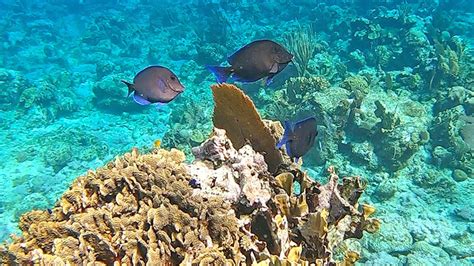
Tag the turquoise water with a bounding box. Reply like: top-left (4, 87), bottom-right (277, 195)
top-left (0, 0), bottom-right (472, 264)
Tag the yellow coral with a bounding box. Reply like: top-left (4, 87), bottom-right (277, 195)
top-left (362, 204), bottom-right (376, 219)
top-left (275, 172), bottom-right (294, 195)
top-left (212, 83), bottom-right (283, 172)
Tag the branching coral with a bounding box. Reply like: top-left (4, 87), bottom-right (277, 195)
top-left (284, 26), bottom-right (316, 77)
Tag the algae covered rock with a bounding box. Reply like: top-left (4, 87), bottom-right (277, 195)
top-left (429, 105), bottom-right (473, 174)
top-left (92, 74), bottom-right (137, 113)
top-left (372, 100), bottom-right (429, 171)
top-left (366, 219), bottom-right (413, 254)
top-left (0, 68), bottom-right (29, 110)
top-left (406, 241), bottom-right (451, 265)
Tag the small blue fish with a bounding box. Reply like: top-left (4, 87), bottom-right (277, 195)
top-left (277, 117), bottom-right (318, 162)
top-left (121, 65), bottom-right (184, 107)
top-left (206, 40), bottom-right (293, 85)
top-left (189, 178), bottom-right (201, 189)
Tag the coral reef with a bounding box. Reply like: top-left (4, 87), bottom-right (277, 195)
top-left (0, 84), bottom-right (379, 264)
top-left (162, 95), bottom-right (213, 158)
top-left (0, 68), bottom-right (29, 111)
top-left (92, 74), bottom-right (138, 113)
top-left (212, 83), bottom-right (283, 173)
top-left (16, 74), bottom-right (79, 125)
top-left (430, 106), bottom-right (473, 176)
top-left (0, 132), bottom-right (378, 265)
top-left (0, 0), bottom-right (473, 263)
top-left (284, 26), bottom-right (317, 76)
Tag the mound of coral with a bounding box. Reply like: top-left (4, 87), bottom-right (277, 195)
top-left (0, 84), bottom-right (379, 264)
top-left (0, 131), bottom-right (378, 265)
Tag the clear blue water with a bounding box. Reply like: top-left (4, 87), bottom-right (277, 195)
top-left (0, 0), bottom-right (473, 264)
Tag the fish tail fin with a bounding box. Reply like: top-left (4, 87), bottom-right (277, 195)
top-left (206, 65), bottom-right (232, 83)
top-left (276, 121), bottom-right (293, 149)
top-left (121, 80), bottom-right (135, 96)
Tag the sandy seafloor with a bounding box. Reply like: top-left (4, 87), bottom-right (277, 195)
top-left (0, 0), bottom-right (473, 264)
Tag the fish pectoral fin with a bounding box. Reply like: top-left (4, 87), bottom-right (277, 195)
top-left (269, 62), bottom-right (279, 73)
top-left (157, 79), bottom-right (167, 92)
top-left (133, 93), bottom-right (152, 105)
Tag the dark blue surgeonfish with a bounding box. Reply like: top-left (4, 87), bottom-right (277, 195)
top-left (206, 40), bottom-right (293, 86)
top-left (277, 117), bottom-right (318, 162)
top-left (121, 66), bottom-right (184, 106)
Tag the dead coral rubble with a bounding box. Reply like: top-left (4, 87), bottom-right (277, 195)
top-left (0, 132), bottom-right (379, 265)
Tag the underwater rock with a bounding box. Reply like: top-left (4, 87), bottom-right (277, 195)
top-left (413, 167), bottom-right (457, 196)
top-left (37, 128), bottom-right (109, 174)
top-left (363, 251), bottom-right (403, 266)
top-left (348, 141), bottom-right (379, 169)
top-left (342, 75), bottom-right (370, 97)
top-left (44, 145), bottom-right (72, 173)
top-left (92, 74), bottom-right (137, 113)
top-left (0, 68), bottom-right (29, 110)
top-left (429, 106), bottom-right (473, 174)
top-left (366, 219), bottom-right (413, 254)
top-left (190, 128), bottom-right (271, 206)
top-left (452, 169), bottom-right (469, 182)
top-left (433, 86), bottom-right (471, 114)
top-left (372, 100), bottom-right (429, 171)
top-left (406, 241), bottom-right (451, 265)
top-left (17, 71), bottom-right (78, 121)
top-left (454, 207), bottom-right (474, 222)
top-left (373, 179), bottom-right (397, 200)
top-left (460, 115), bottom-right (474, 150)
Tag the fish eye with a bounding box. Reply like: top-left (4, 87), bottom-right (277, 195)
top-left (170, 75), bottom-right (176, 80)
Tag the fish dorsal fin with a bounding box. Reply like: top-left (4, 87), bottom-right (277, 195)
top-left (227, 43), bottom-right (248, 64)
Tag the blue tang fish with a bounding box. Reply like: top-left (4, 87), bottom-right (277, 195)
top-left (206, 40), bottom-right (293, 86)
top-left (121, 66), bottom-right (184, 106)
top-left (277, 117), bottom-right (318, 162)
